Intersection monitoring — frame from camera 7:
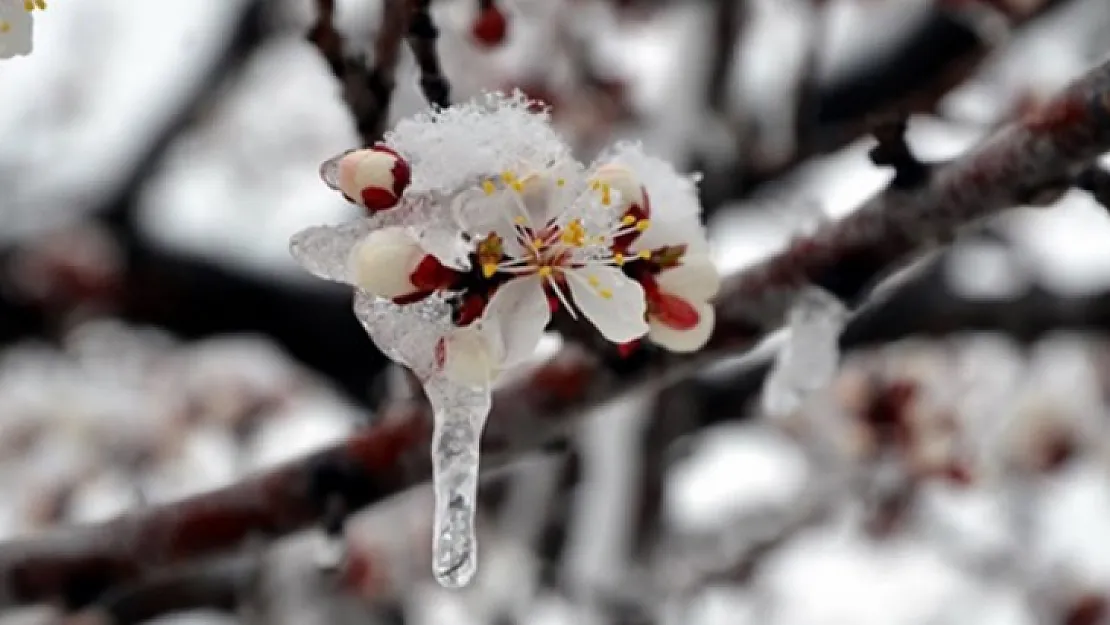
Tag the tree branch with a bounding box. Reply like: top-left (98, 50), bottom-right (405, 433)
top-left (2, 52), bottom-right (1110, 615)
top-left (309, 0), bottom-right (411, 145)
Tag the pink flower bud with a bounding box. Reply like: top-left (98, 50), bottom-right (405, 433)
top-left (335, 145), bottom-right (412, 212)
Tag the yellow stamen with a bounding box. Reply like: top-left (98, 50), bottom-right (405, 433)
top-left (34, 0), bottom-right (45, 9)
top-left (559, 219), bottom-right (588, 247)
top-left (556, 178), bottom-right (566, 187)
top-left (513, 215), bottom-right (527, 225)
top-left (482, 180), bottom-right (496, 195)
top-left (501, 171), bottom-right (516, 182)
top-left (598, 288), bottom-right (613, 299)
top-left (0, 21), bottom-right (9, 32)
top-left (23, 0), bottom-right (33, 11)
top-left (638, 250), bottom-right (651, 260)
top-left (601, 187), bottom-right (611, 206)
top-left (590, 180), bottom-right (601, 191)
top-left (635, 219), bottom-right (651, 232)
top-left (482, 263), bottom-right (498, 278)
top-left (538, 266), bottom-right (553, 278)
top-left (613, 253), bottom-right (625, 265)
top-left (511, 181), bottom-right (524, 192)
top-left (532, 238), bottom-right (545, 248)
top-left (588, 275), bottom-right (600, 287)
top-left (621, 215), bottom-right (636, 226)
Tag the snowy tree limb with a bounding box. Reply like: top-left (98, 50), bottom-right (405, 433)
top-left (2, 41), bottom-right (1110, 618)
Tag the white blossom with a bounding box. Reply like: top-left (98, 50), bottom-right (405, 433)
top-left (289, 91), bottom-right (721, 589)
top-left (291, 91), bottom-right (720, 385)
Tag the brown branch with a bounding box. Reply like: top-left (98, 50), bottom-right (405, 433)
top-left (308, 0), bottom-right (411, 144)
top-left (1076, 165), bottom-right (1110, 212)
top-left (407, 0), bottom-right (452, 109)
top-left (2, 53), bottom-right (1110, 615)
top-left (94, 556), bottom-right (259, 625)
top-left (701, 0), bottom-right (1074, 210)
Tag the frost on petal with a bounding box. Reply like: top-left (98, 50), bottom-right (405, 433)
top-left (761, 287), bottom-right (849, 418)
top-left (0, 3), bottom-right (33, 59)
top-left (383, 91), bottom-right (574, 197)
top-left (423, 374), bottom-right (493, 588)
top-left (648, 300), bottom-right (714, 353)
top-left (290, 220), bottom-right (375, 284)
top-left (482, 276), bottom-right (550, 366)
top-left (566, 266), bottom-right (649, 344)
top-left (656, 255), bottom-right (721, 302)
top-left (352, 290), bottom-right (454, 380)
top-left (595, 141), bottom-right (708, 253)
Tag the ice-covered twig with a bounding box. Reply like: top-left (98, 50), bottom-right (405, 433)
top-left (719, 53), bottom-right (1110, 320)
top-left (700, 0), bottom-right (1074, 208)
top-left (761, 288), bottom-right (848, 418)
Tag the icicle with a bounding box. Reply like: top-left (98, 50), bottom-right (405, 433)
top-left (762, 287), bottom-right (848, 418)
top-left (424, 375), bottom-right (492, 588)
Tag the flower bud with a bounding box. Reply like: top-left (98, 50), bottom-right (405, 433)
top-left (347, 227), bottom-right (425, 300)
top-left (337, 145), bottom-right (412, 212)
top-left (471, 5), bottom-right (508, 47)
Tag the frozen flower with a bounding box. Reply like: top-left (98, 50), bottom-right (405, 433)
top-left (0, 0), bottom-right (42, 59)
top-left (292, 91), bottom-right (719, 388)
top-left (322, 144), bottom-right (412, 212)
top-left (290, 90), bottom-right (720, 590)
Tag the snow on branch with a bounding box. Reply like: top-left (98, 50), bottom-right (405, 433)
top-left (1, 50), bottom-right (1110, 614)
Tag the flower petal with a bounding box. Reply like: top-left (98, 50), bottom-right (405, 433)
top-left (289, 220), bottom-right (374, 284)
top-left (566, 266), bottom-right (649, 344)
top-left (0, 5), bottom-right (33, 59)
top-left (648, 300), bottom-right (714, 353)
top-left (451, 188), bottom-right (527, 258)
top-left (482, 276), bottom-right (550, 366)
top-left (599, 142), bottom-right (709, 254)
top-left (441, 325), bottom-right (499, 387)
top-left (656, 255), bottom-right (721, 302)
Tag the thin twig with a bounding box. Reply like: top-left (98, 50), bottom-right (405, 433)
top-left (407, 0), bottom-right (452, 109)
top-left (308, 0), bottom-right (410, 144)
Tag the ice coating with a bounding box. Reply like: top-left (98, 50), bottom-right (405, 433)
top-left (424, 375), bottom-right (491, 588)
top-left (289, 194), bottom-right (471, 280)
top-left (762, 287), bottom-right (848, 417)
top-left (353, 290), bottom-right (492, 587)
